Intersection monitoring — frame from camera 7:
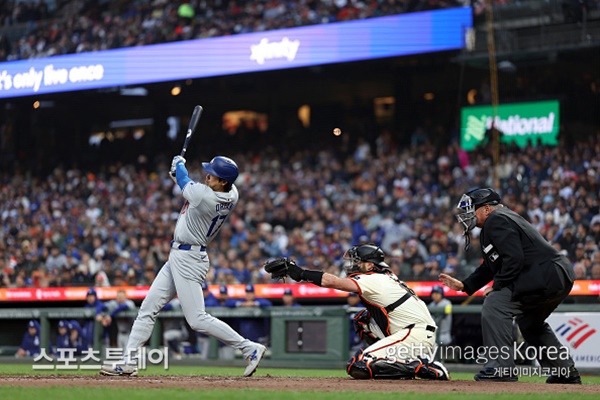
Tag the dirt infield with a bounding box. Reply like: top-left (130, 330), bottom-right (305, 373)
top-left (0, 375), bottom-right (598, 393)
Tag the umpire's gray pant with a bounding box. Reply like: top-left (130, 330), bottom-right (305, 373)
top-left (481, 286), bottom-right (575, 370)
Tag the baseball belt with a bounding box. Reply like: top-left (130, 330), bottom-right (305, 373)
top-left (170, 240), bottom-right (206, 252)
top-left (404, 323), bottom-right (437, 333)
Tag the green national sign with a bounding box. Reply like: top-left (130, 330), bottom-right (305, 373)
top-left (460, 100), bottom-right (560, 151)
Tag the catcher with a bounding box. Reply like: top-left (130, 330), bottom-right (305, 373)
top-left (264, 243), bottom-right (449, 380)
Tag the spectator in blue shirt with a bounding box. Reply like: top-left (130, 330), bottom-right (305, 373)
top-left (217, 285), bottom-right (237, 307)
top-left (103, 289), bottom-right (136, 349)
top-left (234, 285), bottom-right (273, 309)
top-left (16, 320), bottom-right (41, 357)
top-left (282, 288), bottom-right (301, 307)
top-left (82, 287), bottom-right (107, 349)
top-left (52, 319), bottom-right (70, 354)
top-left (67, 320), bottom-right (85, 355)
top-left (203, 282), bottom-right (220, 307)
top-left (212, 284), bottom-right (239, 359)
top-left (352, 215), bottom-right (370, 245)
top-left (232, 284), bottom-right (272, 345)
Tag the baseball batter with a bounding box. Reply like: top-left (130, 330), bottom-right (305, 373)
top-left (264, 244), bottom-right (449, 380)
top-left (100, 155), bottom-right (266, 377)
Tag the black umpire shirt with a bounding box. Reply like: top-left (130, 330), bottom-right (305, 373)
top-left (461, 207), bottom-right (575, 301)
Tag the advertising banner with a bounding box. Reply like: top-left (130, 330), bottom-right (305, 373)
top-left (0, 8), bottom-right (472, 98)
top-left (547, 312), bottom-right (600, 368)
top-left (0, 280), bottom-right (598, 301)
top-left (460, 100), bottom-right (560, 151)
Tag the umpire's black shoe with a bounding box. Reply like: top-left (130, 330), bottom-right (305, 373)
top-left (474, 368), bottom-right (518, 382)
top-left (546, 367), bottom-right (582, 384)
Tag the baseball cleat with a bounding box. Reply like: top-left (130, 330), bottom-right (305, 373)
top-left (243, 344), bottom-right (266, 377)
top-left (99, 363), bottom-right (138, 377)
top-left (430, 360), bottom-right (450, 381)
top-left (414, 357), bottom-right (450, 380)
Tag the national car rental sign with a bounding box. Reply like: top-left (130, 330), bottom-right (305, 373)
top-left (460, 100), bottom-right (560, 151)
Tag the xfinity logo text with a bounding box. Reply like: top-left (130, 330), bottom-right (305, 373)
top-left (250, 37), bottom-right (300, 65)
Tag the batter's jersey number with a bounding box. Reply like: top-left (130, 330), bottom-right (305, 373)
top-left (207, 215), bottom-right (227, 237)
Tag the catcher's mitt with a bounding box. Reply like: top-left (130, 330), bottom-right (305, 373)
top-left (263, 257), bottom-right (299, 280)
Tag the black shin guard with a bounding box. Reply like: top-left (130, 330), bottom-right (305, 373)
top-left (347, 352), bottom-right (450, 381)
top-left (369, 359), bottom-right (418, 380)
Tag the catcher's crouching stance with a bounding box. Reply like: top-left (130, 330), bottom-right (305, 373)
top-left (264, 244), bottom-right (449, 380)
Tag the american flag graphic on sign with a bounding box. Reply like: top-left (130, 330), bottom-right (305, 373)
top-left (555, 317), bottom-right (597, 349)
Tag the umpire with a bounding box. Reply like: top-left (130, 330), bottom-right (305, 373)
top-left (439, 188), bottom-right (580, 383)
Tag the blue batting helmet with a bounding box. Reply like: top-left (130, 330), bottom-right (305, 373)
top-left (202, 156), bottom-right (239, 183)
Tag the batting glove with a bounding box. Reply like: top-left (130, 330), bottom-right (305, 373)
top-left (171, 155), bottom-right (186, 169)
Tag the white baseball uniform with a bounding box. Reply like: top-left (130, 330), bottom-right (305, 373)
top-left (124, 180), bottom-right (258, 361)
top-left (350, 271), bottom-right (437, 361)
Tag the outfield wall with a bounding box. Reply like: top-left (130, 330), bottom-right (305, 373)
top-left (1, 305), bottom-right (598, 369)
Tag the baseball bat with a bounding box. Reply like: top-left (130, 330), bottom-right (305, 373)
top-left (461, 293), bottom-right (477, 306)
top-left (180, 105), bottom-right (203, 157)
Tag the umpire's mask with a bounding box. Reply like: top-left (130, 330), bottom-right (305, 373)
top-left (456, 194), bottom-right (478, 237)
top-left (456, 188), bottom-right (501, 251)
top-left (456, 193), bottom-right (479, 252)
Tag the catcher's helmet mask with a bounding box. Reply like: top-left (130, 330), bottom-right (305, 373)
top-left (456, 188), bottom-right (501, 250)
top-left (343, 244), bottom-right (390, 274)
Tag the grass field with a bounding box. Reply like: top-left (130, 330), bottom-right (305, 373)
top-left (0, 364), bottom-right (598, 400)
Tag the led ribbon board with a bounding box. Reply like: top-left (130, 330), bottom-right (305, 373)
top-left (0, 7), bottom-right (472, 98)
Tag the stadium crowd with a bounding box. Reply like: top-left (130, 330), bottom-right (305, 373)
top-left (3, 0), bottom-right (600, 62)
top-left (1, 127), bottom-right (600, 290)
top-left (0, 0), bottom-right (467, 61)
top-left (0, 1), bottom-right (599, 292)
